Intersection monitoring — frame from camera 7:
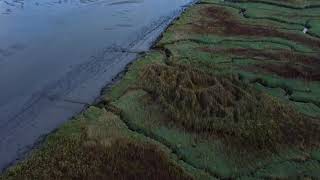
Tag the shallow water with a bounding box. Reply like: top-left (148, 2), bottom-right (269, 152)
top-left (0, 0), bottom-right (193, 171)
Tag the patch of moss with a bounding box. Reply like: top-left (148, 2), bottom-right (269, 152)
top-left (104, 51), bottom-right (165, 101)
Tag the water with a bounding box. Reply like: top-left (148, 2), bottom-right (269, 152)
top-left (0, 0), bottom-right (193, 171)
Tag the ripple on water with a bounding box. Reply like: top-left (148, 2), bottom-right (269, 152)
top-left (0, 0), bottom-right (109, 14)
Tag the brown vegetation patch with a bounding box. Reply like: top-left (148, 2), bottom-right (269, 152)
top-left (140, 64), bottom-right (320, 149)
top-left (192, 6), bottom-right (320, 49)
top-left (235, 0), bottom-right (310, 5)
top-left (202, 47), bottom-right (320, 65)
top-left (246, 62), bottom-right (320, 81)
top-left (4, 137), bottom-right (193, 180)
top-left (201, 47), bottom-right (320, 80)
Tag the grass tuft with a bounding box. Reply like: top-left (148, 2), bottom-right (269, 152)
top-left (140, 63), bottom-right (320, 149)
top-left (2, 109), bottom-right (193, 180)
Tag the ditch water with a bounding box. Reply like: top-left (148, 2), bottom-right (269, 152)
top-left (0, 0), bottom-right (194, 171)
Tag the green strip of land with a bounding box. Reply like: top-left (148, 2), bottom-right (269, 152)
top-left (2, 0), bottom-right (320, 179)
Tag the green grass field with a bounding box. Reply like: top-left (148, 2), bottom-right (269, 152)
top-left (2, 0), bottom-right (320, 179)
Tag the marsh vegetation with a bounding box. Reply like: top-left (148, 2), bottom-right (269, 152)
top-left (2, 0), bottom-right (320, 179)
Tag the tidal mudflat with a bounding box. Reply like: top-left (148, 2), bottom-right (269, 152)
top-left (0, 0), bottom-right (194, 172)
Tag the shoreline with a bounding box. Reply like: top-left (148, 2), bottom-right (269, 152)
top-left (0, 1), bottom-right (198, 173)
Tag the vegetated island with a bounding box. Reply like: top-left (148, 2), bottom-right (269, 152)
top-left (2, 0), bottom-right (320, 179)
